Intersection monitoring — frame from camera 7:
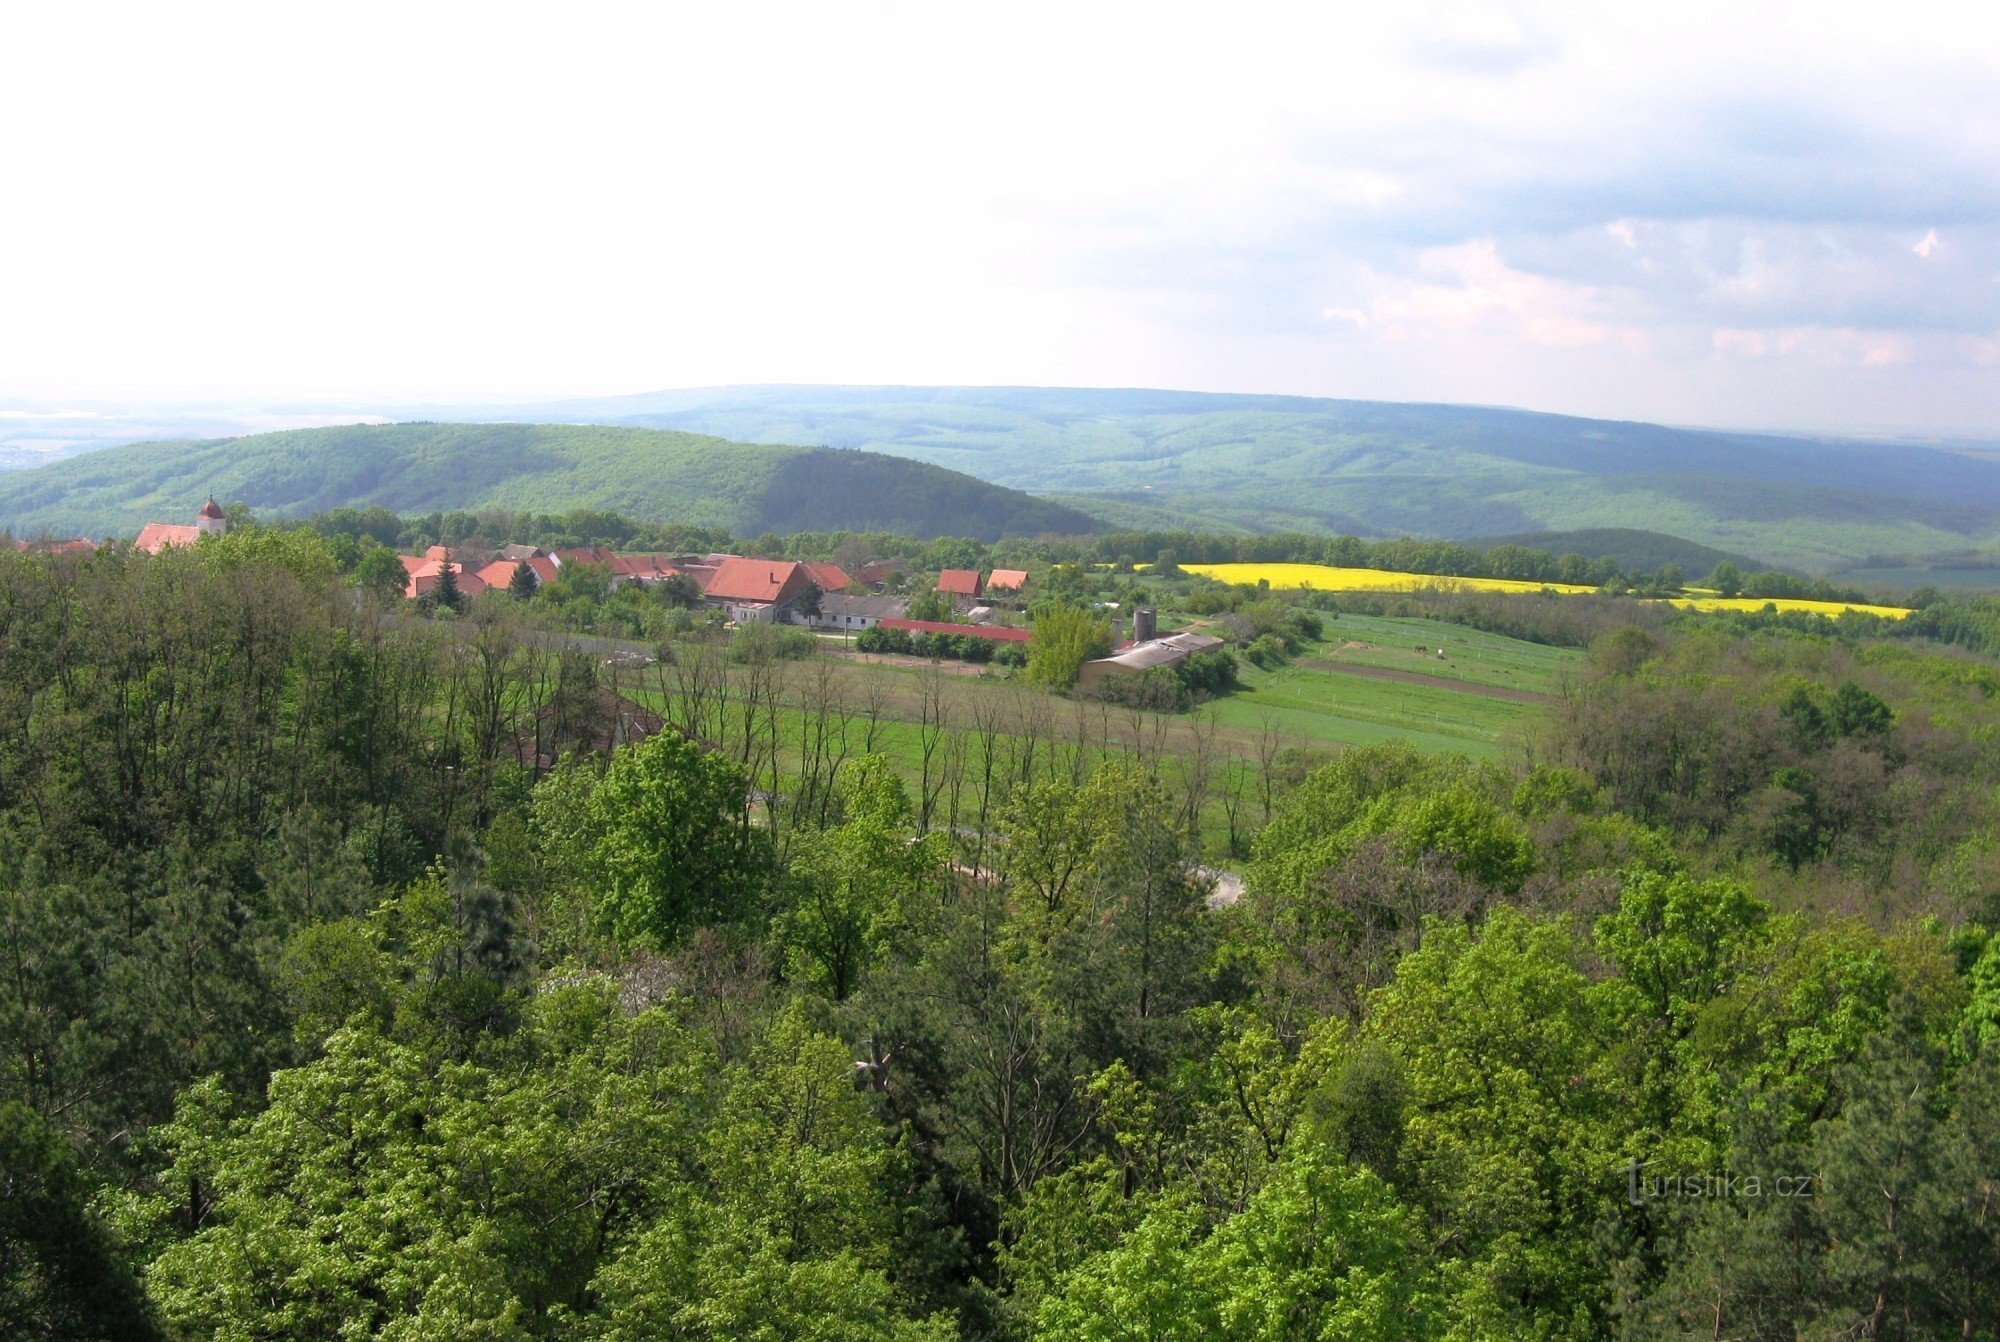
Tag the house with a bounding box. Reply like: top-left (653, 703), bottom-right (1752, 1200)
top-left (134, 497), bottom-right (228, 554)
top-left (877, 617), bottom-right (1031, 646)
top-left (986, 568), bottom-right (1028, 594)
top-left (855, 560), bottom-right (904, 588)
top-left (936, 569), bottom-right (984, 602)
top-left (399, 552), bottom-right (488, 601)
top-left (549, 547), bottom-right (692, 588)
top-left (475, 555), bottom-right (559, 592)
top-left (801, 561), bottom-right (853, 593)
top-left (8, 536), bottom-right (97, 556)
top-left (805, 593), bottom-right (907, 632)
top-left (1075, 631), bottom-right (1226, 691)
top-left (702, 557), bottom-right (812, 622)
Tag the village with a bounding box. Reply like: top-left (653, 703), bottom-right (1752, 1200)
top-left (95, 498), bottom-right (1230, 693)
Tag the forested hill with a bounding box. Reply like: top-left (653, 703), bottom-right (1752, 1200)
top-left (0, 422), bottom-right (1103, 542)
top-left (530, 384), bottom-right (2000, 571)
top-left (1465, 527), bottom-right (1770, 576)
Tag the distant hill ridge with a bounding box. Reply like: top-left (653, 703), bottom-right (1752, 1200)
top-left (1466, 528), bottom-right (1771, 576)
top-left (0, 422), bottom-right (1103, 543)
top-left (515, 384), bottom-right (2000, 571)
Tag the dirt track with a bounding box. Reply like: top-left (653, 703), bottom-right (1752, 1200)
top-left (1298, 659), bottom-right (1550, 703)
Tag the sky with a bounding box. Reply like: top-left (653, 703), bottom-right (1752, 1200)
top-left (1, 1), bottom-right (1996, 434)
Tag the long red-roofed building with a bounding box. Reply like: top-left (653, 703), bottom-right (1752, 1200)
top-left (877, 618), bottom-right (1029, 644)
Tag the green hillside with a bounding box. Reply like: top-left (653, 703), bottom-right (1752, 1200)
top-left (545, 385), bottom-right (2000, 571)
top-left (0, 422), bottom-right (1102, 542)
top-left (1466, 527), bottom-right (1770, 575)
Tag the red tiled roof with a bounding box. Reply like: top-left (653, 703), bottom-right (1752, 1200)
top-left (936, 568), bottom-right (983, 596)
top-left (879, 618), bottom-right (1030, 643)
top-left (402, 560), bottom-right (487, 601)
top-left (398, 554), bottom-right (429, 576)
top-left (526, 555), bottom-right (559, 584)
top-left (554, 546), bottom-right (620, 569)
top-left (801, 562), bottom-right (852, 592)
top-left (475, 560), bottom-right (524, 590)
top-left (986, 569), bottom-right (1028, 591)
top-left (609, 553), bottom-right (683, 581)
top-left (704, 556), bottom-right (807, 605)
top-left (134, 523), bottom-right (201, 554)
top-left (197, 497), bottom-right (226, 520)
top-left (425, 545), bottom-right (452, 561)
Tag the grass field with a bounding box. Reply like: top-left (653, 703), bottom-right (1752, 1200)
top-left (604, 612), bottom-right (1576, 858)
top-left (1180, 560), bottom-right (1911, 619)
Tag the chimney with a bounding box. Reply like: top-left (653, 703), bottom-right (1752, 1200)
top-left (1133, 607), bottom-right (1158, 643)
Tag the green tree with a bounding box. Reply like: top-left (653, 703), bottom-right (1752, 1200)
top-left (1035, 1149), bottom-right (1438, 1340)
top-left (352, 542), bottom-right (411, 602)
top-left (1706, 561), bottom-right (1744, 597)
top-left (774, 758), bottom-right (946, 1000)
top-left (795, 578), bottom-right (824, 621)
top-left (589, 730), bottom-right (771, 948)
top-left (507, 559), bottom-right (538, 599)
top-left (907, 589), bottom-right (954, 623)
top-left (1829, 679), bottom-right (1893, 737)
top-left (1023, 604), bottom-right (1112, 688)
top-left (0, 1101), bottom-right (161, 1340)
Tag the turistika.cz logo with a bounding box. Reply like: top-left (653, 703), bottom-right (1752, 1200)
top-left (1624, 1159), bottom-right (1817, 1204)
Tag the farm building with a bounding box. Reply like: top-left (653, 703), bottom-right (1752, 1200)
top-left (936, 569), bottom-right (984, 601)
top-left (399, 553), bottom-right (488, 601)
top-left (855, 560), bottom-right (905, 587)
top-left (1076, 631), bottom-right (1226, 691)
top-left (475, 555), bottom-right (559, 592)
top-left (550, 547), bottom-right (692, 588)
top-left (986, 568), bottom-right (1028, 593)
top-left (703, 557), bottom-right (813, 622)
top-left (805, 594), bottom-right (907, 632)
top-left (800, 561), bottom-right (854, 592)
top-left (877, 617), bottom-right (1030, 646)
top-left (134, 497), bottom-right (228, 553)
top-left (9, 536), bottom-right (97, 555)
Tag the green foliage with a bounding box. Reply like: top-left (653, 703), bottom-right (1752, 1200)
top-left (774, 759), bottom-right (946, 999)
top-left (905, 588), bottom-right (954, 622)
top-left (1023, 603), bottom-right (1113, 688)
top-left (0, 1101), bottom-right (161, 1340)
top-left (588, 731), bottom-right (771, 949)
top-left (1035, 1150), bottom-right (1438, 1340)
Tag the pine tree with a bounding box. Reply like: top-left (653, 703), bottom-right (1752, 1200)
top-left (432, 555), bottom-right (461, 613)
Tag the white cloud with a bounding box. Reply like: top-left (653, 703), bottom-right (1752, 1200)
top-left (0, 1), bottom-right (1995, 432)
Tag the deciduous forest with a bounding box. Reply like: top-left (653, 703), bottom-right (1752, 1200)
top-left (3, 530), bottom-right (1999, 1340)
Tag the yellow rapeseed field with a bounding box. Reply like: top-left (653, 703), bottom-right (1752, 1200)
top-left (1180, 562), bottom-right (1912, 619)
top-left (1179, 562), bottom-right (1600, 595)
top-left (1666, 596), bottom-right (1912, 619)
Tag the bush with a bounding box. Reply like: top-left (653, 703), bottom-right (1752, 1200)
top-left (729, 623), bottom-right (818, 663)
top-left (1246, 633), bottom-right (1291, 670)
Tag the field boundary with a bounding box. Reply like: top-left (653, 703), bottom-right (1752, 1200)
top-left (1299, 659), bottom-right (1551, 702)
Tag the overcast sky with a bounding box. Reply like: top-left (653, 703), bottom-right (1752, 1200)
top-left (2, 2), bottom-right (1996, 434)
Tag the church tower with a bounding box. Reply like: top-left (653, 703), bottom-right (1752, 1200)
top-left (194, 497), bottom-right (228, 537)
